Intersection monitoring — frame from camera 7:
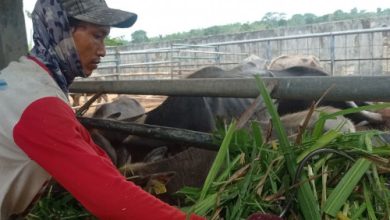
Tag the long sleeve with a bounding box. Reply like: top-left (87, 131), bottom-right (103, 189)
top-left (13, 96), bottom-right (204, 220)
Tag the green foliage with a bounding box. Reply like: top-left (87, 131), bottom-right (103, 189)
top-left (26, 186), bottom-right (95, 219)
top-left (104, 35), bottom-right (128, 46)
top-left (131, 30), bottom-right (149, 43)
top-left (179, 115), bottom-right (390, 219)
top-left (261, 12), bottom-right (287, 29)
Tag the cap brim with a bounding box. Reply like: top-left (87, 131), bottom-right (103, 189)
top-left (73, 7), bottom-right (137, 28)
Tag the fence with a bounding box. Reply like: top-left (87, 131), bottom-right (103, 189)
top-left (91, 27), bottom-right (390, 80)
top-left (93, 43), bottom-right (249, 80)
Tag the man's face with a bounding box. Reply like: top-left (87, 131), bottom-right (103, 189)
top-left (72, 22), bottom-right (110, 76)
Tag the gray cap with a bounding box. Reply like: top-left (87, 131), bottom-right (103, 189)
top-left (61, 0), bottom-right (137, 28)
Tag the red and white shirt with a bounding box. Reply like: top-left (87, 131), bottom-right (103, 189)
top-left (0, 56), bottom-right (204, 220)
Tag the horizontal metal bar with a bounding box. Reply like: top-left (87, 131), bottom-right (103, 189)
top-left (326, 58), bottom-right (390, 62)
top-left (172, 43), bottom-right (217, 49)
top-left (172, 56), bottom-right (216, 60)
top-left (100, 59), bottom-right (118, 63)
top-left (204, 27), bottom-right (390, 46)
top-left (98, 62), bottom-right (239, 70)
top-left (78, 117), bottom-right (217, 150)
top-left (119, 61), bottom-right (177, 68)
top-left (119, 49), bottom-right (180, 55)
top-left (87, 73), bottom-right (121, 79)
top-left (97, 65), bottom-right (117, 69)
top-left (104, 49), bottom-right (171, 56)
top-left (70, 76), bottom-right (390, 101)
top-left (177, 50), bottom-right (249, 55)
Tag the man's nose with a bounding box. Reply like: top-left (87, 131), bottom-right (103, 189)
top-left (97, 43), bottom-right (106, 57)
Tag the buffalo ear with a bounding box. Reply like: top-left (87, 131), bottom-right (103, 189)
top-left (107, 112), bottom-right (122, 119)
top-left (143, 146), bottom-right (168, 163)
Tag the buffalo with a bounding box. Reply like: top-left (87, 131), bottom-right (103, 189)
top-left (88, 95), bottom-right (146, 166)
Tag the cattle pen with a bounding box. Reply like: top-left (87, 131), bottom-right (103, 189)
top-left (69, 26), bottom-right (390, 157)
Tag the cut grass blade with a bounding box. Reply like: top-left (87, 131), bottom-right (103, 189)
top-left (350, 203), bottom-right (367, 220)
top-left (323, 158), bottom-right (372, 217)
top-left (254, 76), bottom-right (294, 173)
top-left (199, 122), bottom-right (236, 201)
top-left (363, 181), bottom-right (378, 220)
top-left (254, 75), bottom-right (321, 220)
top-left (297, 129), bottom-right (341, 163)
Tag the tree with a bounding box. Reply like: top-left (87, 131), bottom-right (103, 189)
top-left (350, 8), bottom-right (358, 16)
top-left (104, 36), bottom-right (128, 46)
top-left (131, 30), bottom-right (149, 43)
top-left (240, 23), bottom-right (251, 32)
top-left (303, 13), bottom-right (317, 24)
top-left (289, 14), bottom-right (305, 26)
top-left (261, 12), bottom-right (286, 29)
top-left (204, 26), bottom-right (222, 36)
top-left (332, 9), bottom-right (349, 21)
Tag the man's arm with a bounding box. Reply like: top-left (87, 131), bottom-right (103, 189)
top-left (13, 97), bottom-right (204, 220)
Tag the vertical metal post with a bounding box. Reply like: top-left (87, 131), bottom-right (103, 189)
top-left (178, 49), bottom-right (182, 77)
top-left (170, 43), bottom-right (174, 79)
top-left (266, 40), bottom-right (272, 61)
top-left (115, 47), bottom-right (120, 74)
top-left (370, 32), bottom-right (374, 76)
top-left (215, 46), bottom-right (221, 65)
top-left (330, 34), bottom-right (336, 76)
top-left (194, 51), bottom-right (198, 70)
top-left (145, 53), bottom-right (150, 73)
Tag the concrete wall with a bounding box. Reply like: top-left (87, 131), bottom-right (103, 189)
top-left (0, 0), bottom-right (28, 69)
top-left (99, 16), bottom-right (390, 76)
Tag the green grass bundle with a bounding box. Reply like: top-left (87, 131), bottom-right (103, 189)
top-left (179, 76), bottom-right (390, 220)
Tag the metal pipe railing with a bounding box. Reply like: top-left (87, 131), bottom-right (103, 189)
top-left (202, 27), bottom-right (390, 47)
top-left (70, 75), bottom-right (390, 102)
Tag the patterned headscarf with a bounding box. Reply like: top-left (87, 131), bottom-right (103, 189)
top-left (29, 0), bottom-right (86, 94)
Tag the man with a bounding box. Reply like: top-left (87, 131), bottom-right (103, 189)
top-left (0, 0), bottom-right (204, 219)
